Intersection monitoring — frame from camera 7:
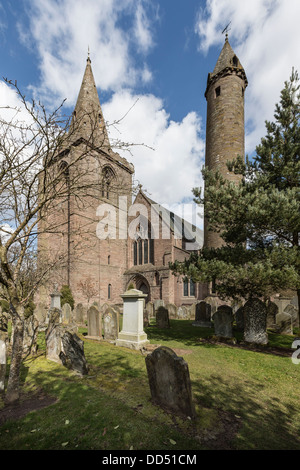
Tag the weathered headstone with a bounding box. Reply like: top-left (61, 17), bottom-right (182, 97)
top-left (213, 305), bottom-right (233, 338)
top-left (235, 306), bottom-right (245, 331)
top-left (87, 306), bottom-right (101, 338)
top-left (46, 309), bottom-right (84, 373)
top-left (273, 296), bottom-right (292, 315)
top-left (266, 301), bottom-right (278, 328)
top-left (204, 296), bottom-right (222, 316)
top-left (145, 346), bottom-right (196, 419)
top-left (166, 303), bottom-right (177, 320)
top-left (101, 302), bottom-right (110, 314)
top-left (146, 302), bottom-right (154, 320)
top-left (50, 289), bottom-right (62, 310)
top-left (192, 301), bottom-right (212, 328)
top-left (243, 298), bottom-right (268, 345)
top-left (190, 303), bottom-right (197, 321)
top-left (143, 309), bottom-right (150, 327)
top-left (275, 312), bottom-right (293, 335)
top-left (177, 306), bottom-right (189, 320)
top-left (62, 303), bottom-right (72, 324)
top-left (103, 307), bottom-right (119, 341)
top-left (154, 299), bottom-right (164, 313)
top-left (74, 303), bottom-right (85, 324)
top-left (34, 303), bottom-right (48, 324)
top-left (59, 331), bottom-right (88, 376)
top-left (156, 306), bottom-right (170, 328)
top-left (45, 309), bottom-right (63, 363)
top-left (284, 304), bottom-right (299, 328)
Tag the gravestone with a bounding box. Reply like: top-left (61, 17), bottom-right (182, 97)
top-left (166, 303), bottom-right (177, 320)
top-left (177, 306), bottom-right (189, 320)
top-left (74, 303), bottom-right (85, 324)
top-left (46, 309), bottom-right (84, 372)
top-left (156, 306), bottom-right (170, 328)
top-left (103, 307), bottom-right (119, 341)
top-left (50, 289), bottom-right (62, 310)
top-left (62, 303), bottom-right (72, 324)
top-left (235, 306), bottom-right (245, 331)
top-left (59, 331), bottom-right (88, 376)
top-left (34, 303), bottom-right (48, 324)
top-left (143, 309), bottom-right (150, 327)
top-left (145, 346), bottom-right (196, 419)
top-left (243, 298), bottom-right (268, 345)
top-left (154, 299), bottom-right (164, 314)
top-left (192, 301), bottom-right (212, 328)
top-left (213, 305), bottom-right (233, 338)
top-left (284, 304), bottom-right (299, 328)
top-left (273, 297), bottom-right (292, 315)
top-left (45, 308), bottom-right (63, 363)
top-left (87, 306), bottom-right (101, 338)
top-left (101, 303), bottom-right (110, 314)
top-left (146, 302), bottom-right (154, 320)
top-left (276, 312), bottom-right (293, 335)
top-left (204, 296), bottom-right (222, 316)
top-left (266, 301), bottom-right (278, 328)
top-left (190, 303), bottom-right (197, 321)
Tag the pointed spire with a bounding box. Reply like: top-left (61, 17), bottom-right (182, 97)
top-left (205, 37), bottom-right (248, 97)
top-left (69, 54), bottom-right (110, 150)
top-left (212, 36), bottom-right (241, 76)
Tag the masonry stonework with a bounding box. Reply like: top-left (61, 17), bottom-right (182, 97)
top-left (204, 36), bottom-right (247, 249)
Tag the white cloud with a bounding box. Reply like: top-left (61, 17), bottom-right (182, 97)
top-left (103, 90), bottom-right (205, 208)
top-left (195, 0), bottom-right (300, 154)
top-left (15, 0), bottom-right (205, 215)
top-left (19, 0), bottom-right (158, 107)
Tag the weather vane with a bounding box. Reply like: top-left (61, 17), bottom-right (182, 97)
top-left (222, 21), bottom-right (231, 40)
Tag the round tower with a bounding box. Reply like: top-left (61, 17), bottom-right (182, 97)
top-left (204, 35), bottom-right (248, 249)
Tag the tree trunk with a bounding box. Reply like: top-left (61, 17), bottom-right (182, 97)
top-left (5, 312), bottom-right (24, 404)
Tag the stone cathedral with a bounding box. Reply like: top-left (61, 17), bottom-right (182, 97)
top-left (37, 35), bottom-right (247, 310)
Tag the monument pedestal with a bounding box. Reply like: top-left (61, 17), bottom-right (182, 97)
top-left (116, 289), bottom-right (149, 350)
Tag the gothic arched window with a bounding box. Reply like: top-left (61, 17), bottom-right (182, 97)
top-left (101, 166), bottom-right (115, 200)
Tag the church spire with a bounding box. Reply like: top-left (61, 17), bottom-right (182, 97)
top-left (69, 53), bottom-right (110, 150)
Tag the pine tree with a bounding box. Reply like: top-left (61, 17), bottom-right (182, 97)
top-left (171, 70), bottom-right (300, 319)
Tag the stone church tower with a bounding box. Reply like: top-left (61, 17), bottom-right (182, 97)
top-left (37, 56), bottom-right (134, 306)
top-left (204, 35), bottom-right (248, 249)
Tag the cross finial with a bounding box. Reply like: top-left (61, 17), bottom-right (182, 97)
top-left (87, 45), bottom-right (91, 62)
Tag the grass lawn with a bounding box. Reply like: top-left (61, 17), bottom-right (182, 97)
top-left (0, 319), bottom-right (300, 450)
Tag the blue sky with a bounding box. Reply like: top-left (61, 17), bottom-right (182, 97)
top-left (1, 0), bottom-right (300, 226)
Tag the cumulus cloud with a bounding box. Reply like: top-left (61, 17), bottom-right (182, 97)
top-left (10, 0), bottom-right (204, 222)
top-left (18, 0), bottom-right (158, 107)
top-left (103, 90), bottom-right (205, 213)
top-left (195, 0), bottom-right (300, 153)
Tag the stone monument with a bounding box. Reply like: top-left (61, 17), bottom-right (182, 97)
top-left (116, 289), bottom-right (149, 350)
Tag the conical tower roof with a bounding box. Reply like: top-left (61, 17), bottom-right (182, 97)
top-left (205, 35), bottom-right (248, 97)
top-left (69, 56), bottom-right (110, 150)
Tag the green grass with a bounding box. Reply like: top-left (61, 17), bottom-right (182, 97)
top-left (0, 320), bottom-right (300, 450)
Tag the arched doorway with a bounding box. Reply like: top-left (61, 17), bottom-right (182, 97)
top-left (127, 275), bottom-right (150, 303)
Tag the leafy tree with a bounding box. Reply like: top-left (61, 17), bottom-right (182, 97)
top-left (171, 70), bottom-right (300, 319)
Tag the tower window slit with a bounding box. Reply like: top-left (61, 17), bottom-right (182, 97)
top-left (215, 86), bottom-right (221, 98)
